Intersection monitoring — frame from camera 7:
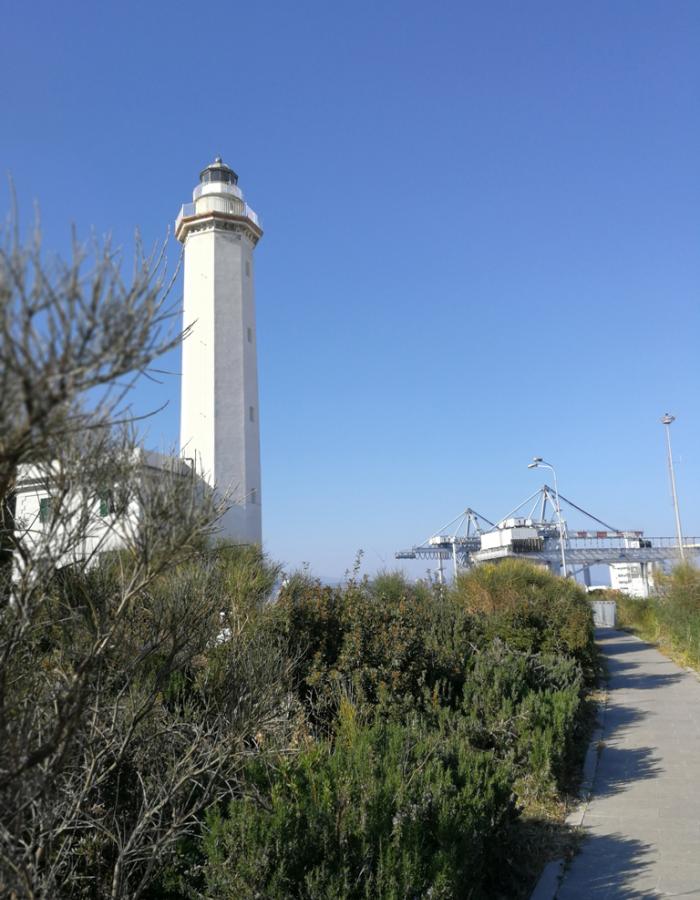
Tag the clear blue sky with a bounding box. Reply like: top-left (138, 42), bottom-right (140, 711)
top-left (3, 1), bottom-right (699, 577)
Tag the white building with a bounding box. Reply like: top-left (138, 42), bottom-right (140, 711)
top-left (12, 451), bottom-right (192, 570)
top-left (609, 561), bottom-right (660, 598)
top-left (13, 158), bottom-right (264, 556)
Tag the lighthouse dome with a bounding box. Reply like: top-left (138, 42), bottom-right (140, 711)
top-left (199, 156), bottom-right (238, 186)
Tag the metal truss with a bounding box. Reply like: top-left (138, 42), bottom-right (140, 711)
top-left (396, 485), bottom-right (699, 580)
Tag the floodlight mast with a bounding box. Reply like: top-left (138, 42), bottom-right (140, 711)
top-left (661, 414), bottom-right (685, 562)
top-left (528, 457), bottom-right (568, 576)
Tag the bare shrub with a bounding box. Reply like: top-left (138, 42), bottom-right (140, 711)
top-left (0, 211), bottom-right (294, 898)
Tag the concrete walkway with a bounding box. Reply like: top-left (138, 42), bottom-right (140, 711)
top-left (558, 629), bottom-right (700, 898)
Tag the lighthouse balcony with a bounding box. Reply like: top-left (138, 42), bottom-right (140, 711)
top-left (176, 201), bottom-right (261, 231)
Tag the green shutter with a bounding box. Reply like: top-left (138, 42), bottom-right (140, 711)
top-left (39, 497), bottom-right (51, 524)
top-left (98, 491), bottom-right (112, 517)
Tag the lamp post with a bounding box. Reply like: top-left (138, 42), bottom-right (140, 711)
top-left (528, 457), bottom-right (568, 577)
top-left (661, 414), bottom-right (685, 562)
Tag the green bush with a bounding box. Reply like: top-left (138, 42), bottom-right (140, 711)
top-left (202, 702), bottom-right (517, 899)
top-left (618, 565), bottom-right (700, 666)
top-left (272, 572), bottom-right (475, 726)
top-left (269, 562), bottom-right (594, 796)
top-left (451, 560), bottom-right (596, 678)
top-left (657, 565), bottom-right (700, 661)
top-left (193, 562), bottom-right (597, 897)
top-left (460, 642), bottom-right (584, 797)
top-left (616, 594), bottom-right (659, 638)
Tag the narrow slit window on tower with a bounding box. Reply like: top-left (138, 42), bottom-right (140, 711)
top-left (245, 260), bottom-right (250, 277)
top-left (249, 405), bottom-right (255, 422)
top-left (250, 488), bottom-right (257, 505)
top-left (247, 326), bottom-right (252, 343)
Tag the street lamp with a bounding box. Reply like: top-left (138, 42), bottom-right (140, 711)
top-left (528, 456), bottom-right (568, 577)
top-left (661, 414), bottom-right (685, 562)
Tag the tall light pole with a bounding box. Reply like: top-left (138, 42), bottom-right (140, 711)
top-left (661, 414), bottom-right (685, 562)
top-left (528, 457), bottom-right (568, 577)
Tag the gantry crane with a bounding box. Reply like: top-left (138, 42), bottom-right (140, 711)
top-left (396, 485), bottom-right (700, 589)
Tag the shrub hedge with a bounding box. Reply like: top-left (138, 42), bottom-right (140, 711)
top-left (196, 560), bottom-right (596, 898)
top-left (617, 564), bottom-right (700, 667)
top-left (204, 704), bottom-right (517, 899)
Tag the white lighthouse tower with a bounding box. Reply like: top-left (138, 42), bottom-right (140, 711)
top-left (175, 158), bottom-right (263, 544)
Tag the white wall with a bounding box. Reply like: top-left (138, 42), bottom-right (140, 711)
top-left (180, 220), bottom-right (262, 545)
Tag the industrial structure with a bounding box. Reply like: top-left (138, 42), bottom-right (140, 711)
top-left (396, 484), bottom-right (699, 597)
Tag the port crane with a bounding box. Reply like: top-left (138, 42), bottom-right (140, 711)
top-left (396, 485), bottom-right (700, 590)
top-left (395, 507), bottom-right (495, 583)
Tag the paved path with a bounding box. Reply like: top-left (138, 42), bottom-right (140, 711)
top-left (558, 629), bottom-right (700, 898)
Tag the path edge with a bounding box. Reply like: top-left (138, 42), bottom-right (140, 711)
top-left (529, 656), bottom-right (610, 900)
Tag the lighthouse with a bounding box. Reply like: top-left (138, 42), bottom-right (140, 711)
top-left (175, 158), bottom-right (263, 544)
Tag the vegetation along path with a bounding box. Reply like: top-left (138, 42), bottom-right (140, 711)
top-left (557, 629), bottom-right (700, 898)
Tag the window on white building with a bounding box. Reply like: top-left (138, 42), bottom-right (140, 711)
top-left (39, 497), bottom-right (52, 525)
top-left (98, 490), bottom-right (114, 517)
